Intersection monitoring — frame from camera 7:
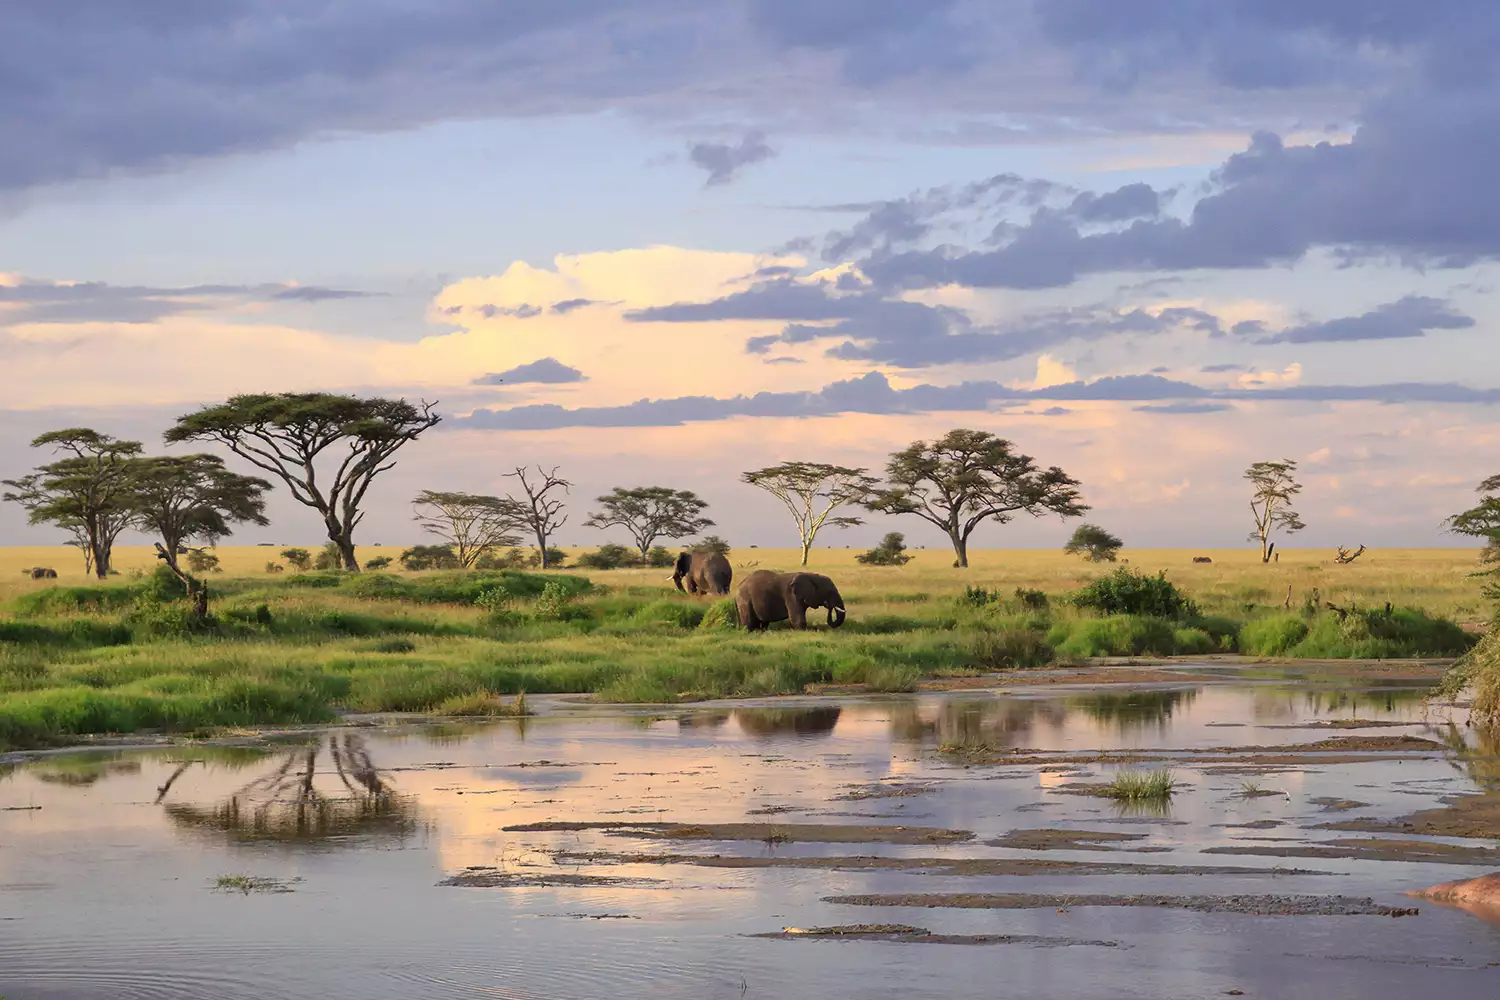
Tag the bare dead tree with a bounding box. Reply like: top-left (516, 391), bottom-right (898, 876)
top-left (1334, 544), bottom-right (1367, 564)
top-left (501, 466), bottom-right (571, 569)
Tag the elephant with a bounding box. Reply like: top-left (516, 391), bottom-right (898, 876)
top-left (736, 569), bottom-right (846, 631)
top-left (672, 550), bottom-right (733, 596)
top-left (26, 567), bottom-right (57, 579)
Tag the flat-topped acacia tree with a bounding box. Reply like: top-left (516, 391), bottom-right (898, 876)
top-left (165, 394), bottom-right (440, 571)
top-left (742, 462), bottom-right (876, 566)
top-left (866, 429), bottom-right (1087, 568)
top-left (583, 486), bottom-right (714, 563)
top-left (2, 428), bottom-right (142, 577)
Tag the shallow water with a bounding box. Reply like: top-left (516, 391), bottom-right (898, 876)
top-left (3, 680), bottom-right (1500, 999)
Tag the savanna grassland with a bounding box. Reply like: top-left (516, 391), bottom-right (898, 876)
top-left (0, 544), bottom-right (1489, 752)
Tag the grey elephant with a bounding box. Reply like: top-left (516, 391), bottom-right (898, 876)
top-left (673, 550), bottom-right (733, 596)
top-left (736, 569), bottom-right (846, 630)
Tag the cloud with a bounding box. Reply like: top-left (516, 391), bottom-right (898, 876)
top-left (0, 279), bottom-right (374, 327)
top-left (550, 298), bottom-right (597, 314)
top-left (455, 368), bottom-right (1500, 431)
top-left (1068, 182), bottom-right (1162, 223)
top-left (1256, 296), bottom-right (1475, 344)
top-left (1201, 362), bottom-right (1251, 373)
top-left (687, 132), bottom-right (776, 186)
top-left (474, 357), bottom-right (588, 386)
top-left (1134, 402), bottom-right (1233, 415)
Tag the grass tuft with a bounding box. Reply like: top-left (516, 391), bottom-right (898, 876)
top-left (1103, 769), bottom-right (1177, 801)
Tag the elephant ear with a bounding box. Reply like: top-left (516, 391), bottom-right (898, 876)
top-left (789, 573), bottom-right (819, 607)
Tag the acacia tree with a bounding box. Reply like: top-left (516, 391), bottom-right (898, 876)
top-left (165, 394), bottom-right (440, 571)
top-left (1445, 474), bottom-right (1500, 561)
top-left (583, 486), bottom-right (714, 562)
top-left (2, 429), bottom-right (142, 577)
top-left (742, 462), bottom-right (876, 566)
top-left (128, 454), bottom-right (272, 616)
top-left (411, 491), bottom-right (521, 569)
top-left (1064, 524), bottom-right (1123, 563)
top-left (1246, 459), bottom-right (1305, 563)
top-left (500, 466), bottom-right (570, 569)
top-left (866, 429), bottom-right (1087, 568)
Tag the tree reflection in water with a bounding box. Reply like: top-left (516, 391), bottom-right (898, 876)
top-left (1434, 721), bottom-right (1500, 792)
top-left (159, 734), bottom-right (419, 845)
top-left (733, 707), bottom-right (842, 739)
top-left (1069, 690), bottom-right (1197, 736)
top-left (888, 698), bottom-right (1067, 749)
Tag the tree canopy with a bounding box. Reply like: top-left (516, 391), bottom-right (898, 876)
top-left (1446, 474), bottom-right (1500, 560)
top-left (1064, 523), bottom-right (1123, 562)
top-left (2, 428), bottom-right (143, 577)
top-left (583, 486), bottom-right (713, 560)
top-left (412, 490), bottom-right (521, 569)
top-left (1245, 459), bottom-right (1305, 563)
top-left (742, 461), bottom-right (876, 566)
top-left (165, 393), bottom-right (440, 571)
top-left (128, 454), bottom-right (272, 572)
top-left (866, 429), bottom-right (1086, 568)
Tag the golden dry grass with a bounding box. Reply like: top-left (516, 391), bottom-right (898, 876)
top-left (1, 544), bottom-right (1486, 619)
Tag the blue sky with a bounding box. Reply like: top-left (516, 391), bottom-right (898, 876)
top-left (3, 1), bottom-right (1499, 553)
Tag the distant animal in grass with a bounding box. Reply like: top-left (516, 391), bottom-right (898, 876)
top-left (23, 567), bottom-right (58, 579)
top-left (1192, 556), bottom-right (1213, 564)
top-left (736, 570), bottom-right (846, 631)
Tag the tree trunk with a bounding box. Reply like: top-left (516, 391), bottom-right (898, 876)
top-left (800, 537), bottom-right (813, 566)
top-left (92, 535), bottom-right (109, 579)
top-left (336, 535), bottom-right (360, 572)
top-left (950, 532), bottom-right (969, 569)
top-left (535, 529), bottom-right (549, 569)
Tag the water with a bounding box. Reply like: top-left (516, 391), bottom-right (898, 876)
top-left (3, 680), bottom-right (1500, 999)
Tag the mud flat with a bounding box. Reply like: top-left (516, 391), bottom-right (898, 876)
top-left (501, 820), bottom-right (975, 844)
top-left (751, 924), bottom-right (1121, 947)
top-left (1204, 838), bottom-right (1500, 865)
top-left (823, 892), bottom-right (1421, 917)
top-left (988, 828), bottom-right (1162, 852)
top-left (1318, 792), bottom-right (1500, 839)
top-left (440, 869), bottom-right (665, 888)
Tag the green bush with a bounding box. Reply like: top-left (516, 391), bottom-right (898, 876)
top-left (364, 556), bottom-right (393, 571)
top-left (280, 548), bottom-right (311, 571)
top-left (1171, 627), bottom-right (1217, 655)
top-left (1072, 568), bottom-right (1197, 618)
top-left (399, 545), bottom-right (460, 571)
top-left (958, 585), bottom-right (1000, 608)
top-left (647, 547), bottom-right (675, 568)
top-left (528, 547), bottom-right (570, 569)
top-left (965, 625), bottom-right (1053, 669)
top-left (10, 584), bottom-right (138, 616)
top-left (576, 544), bottom-right (644, 570)
top-left (1050, 615), bottom-right (1178, 657)
top-left (857, 532), bottom-right (913, 566)
top-left (1239, 614), bottom-right (1311, 656)
top-left (474, 548), bottom-right (528, 570)
top-left (313, 542), bottom-right (345, 571)
top-left (533, 581), bottom-right (577, 622)
top-left (698, 598), bottom-right (740, 630)
top-left (1013, 587), bottom-right (1048, 610)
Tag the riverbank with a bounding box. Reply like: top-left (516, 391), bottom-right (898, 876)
top-left (0, 555), bottom-right (1483, 750)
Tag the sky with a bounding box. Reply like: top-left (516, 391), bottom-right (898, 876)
top-left (3, 0), bottom-right (1500, 554)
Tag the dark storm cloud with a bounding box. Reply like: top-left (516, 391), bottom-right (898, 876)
top-left (473, 357), bottom-right (588, 386)
top-left (455, 368), bottom-right (1500, 431)
top-left (0, 279), bottom-right (374, 326)
top-left (1255, 296), bottom-right (1475, 344)
top-left (687, 132), bottom-right (776, 186)
top-left (1068, 183), bottom-right (1162, 223)
top-left (746, 0), bottom-right (978, 85)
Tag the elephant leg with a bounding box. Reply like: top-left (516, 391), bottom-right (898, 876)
top-left (788, 604), bottom-right (807, 629)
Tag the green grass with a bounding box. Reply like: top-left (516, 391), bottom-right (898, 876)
top-left (1104, 769), bottom-right (1177, 801)
top-left (0, 564), bottom-right (1483, 750)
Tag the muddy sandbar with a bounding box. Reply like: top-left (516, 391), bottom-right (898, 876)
top-left (824, 892), bottom-right (1420, 917)
top-left (502, 821), bottom-right (975, 844)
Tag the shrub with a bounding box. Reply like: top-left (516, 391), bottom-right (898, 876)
top-left (965, 626), bottom-right (1053, 669)
top-left (533, 581), bottom-right (576, 621)
top-left (313, 542), bottom-right (344, 571)
top-left (1014, 587), bottom-right (1048, 610)
top-left (576, 544), bottom-right (643, 570)
top-left (647, 546), bottom-right (675, 568)
top-left (1072, 568), bottom-right (1196, 618)
top-left (694, 535), bottom-right (731, 556)
top-left (264, 561), bottom-right (284, 574)
top-left (958, 585), bottom-right (1000, 608)
top-left (128, 597), bottom-right (216, 639)
top-left (1171, 627), bottom-right (1217, 655)
top-left (365, 556), bottom-right (393, 571)
top-left (280, 548), bottom-right (311, 571)
top-left (186, 550), bottom-right (221, 574)
top-left (1050, 616), bottom-right (1177, 657)
top-left (474, 548), bottom-right (528, 570)
top-left (698, 598), bottom-right (740, 630)
top-left (1239, 614), bottom-right (1311, 656)
top-left (857, 532), bottom-right (913, 566)
top-left (527, 547), bottom-right (569, 569)
top-left (400, 545), bottom-right (461, 571)
top-left (140, 565), bottom-right (189, 603)
top-left (1063, 523), bottom-right (1124, 562)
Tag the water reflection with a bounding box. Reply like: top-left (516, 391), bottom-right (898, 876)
top-left (28, 755), bottom-right (141, 788)
top-left (1068, 690), bottom-right (1196, 735)
top-left (733, 707), bottom-right (842, 739)
top-left (159, 734), bottom-right (419, 846)
top-left (888, 698), bottom-right (1068, 748)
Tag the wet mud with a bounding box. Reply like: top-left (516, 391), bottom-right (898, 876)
top-left (824, 892), bottom-right (1421, 917)
top-left (1204, 838), bottom-right (1500, 865)
top-left (1318, 792), bottom-right (1500, 840)
top-left (440, 869), bottom-right (666, 889)
top-left (501, 820), bottom-right (975, 844)
top-left (752, 924), bottom-right (1121, 947)
top-left (988, 828), bottom-right (1159, 852)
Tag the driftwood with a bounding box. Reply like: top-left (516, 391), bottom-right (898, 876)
top-left (1334, 544), bottom-right (1367, 565)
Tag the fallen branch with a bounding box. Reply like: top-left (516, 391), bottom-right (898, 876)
top-left (1335, 544), bottom-right (1367, 564)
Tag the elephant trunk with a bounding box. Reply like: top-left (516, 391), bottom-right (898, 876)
top-left (827, 605), bottom-right (846, 628)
